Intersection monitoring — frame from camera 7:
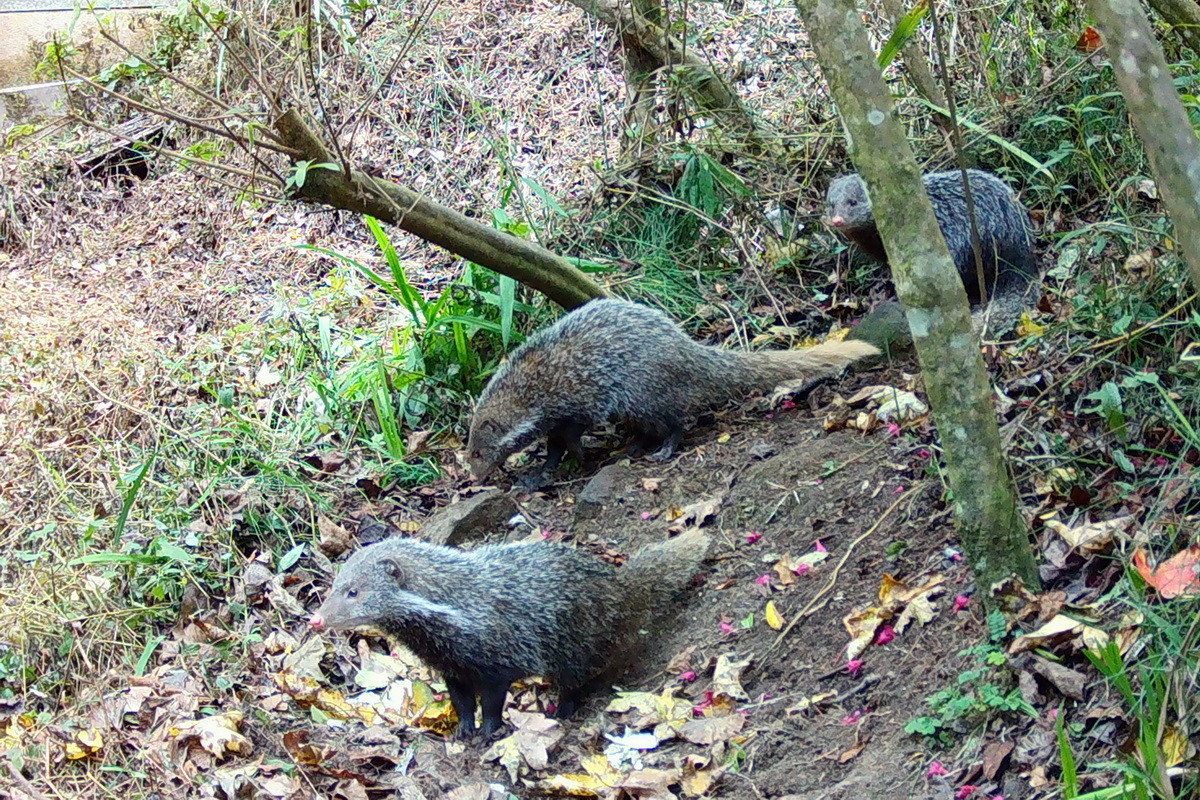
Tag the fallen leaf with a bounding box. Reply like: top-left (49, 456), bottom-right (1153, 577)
top-left (680, 713), bottom-right (744, 745)
top-left (1045, 515), bottom-right (1131, 554)
top-left (765, 600), bottom-right (784, 630)
top-left (667, 495), bottom-right (724, 534)
top-left (843, 606), bottom-right (892, 661)
top-left (1132, 546), bottom-right (1200, 599)
top-left (63, 728), bottom-right (104, 760)
top-left (317, 516), bottom-right (353, 557)
top-left (1075, 25), bottom-right (1102, 52)
top-left (839, 741), bottom-right (867, 762)
top-left (1008, 614), bottom-right (1110, 655)
top-left (172, 711), bottom-right (251, 759)
top-left (982, 740), bottom-right (1015, 780)
top-left (710, 654), bottom-right (751, 702)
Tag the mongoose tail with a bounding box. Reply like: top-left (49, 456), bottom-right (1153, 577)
top-left (735, 339), bottom-right (880, 389)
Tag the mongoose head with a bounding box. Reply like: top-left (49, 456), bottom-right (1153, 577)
top-left (309, 538), bottom-right (454, 632)
top-left (466, 405), bottom-right (540, 482)
top-left (824, 174), bottom-right (874, 232)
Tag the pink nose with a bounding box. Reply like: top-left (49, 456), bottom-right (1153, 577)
top-left (831, 216), bottom-right (845, 227)
top-left (309, 614), bottom-right (325, 629)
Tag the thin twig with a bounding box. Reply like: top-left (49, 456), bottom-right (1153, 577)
top-left (60, 65), bottom-right (298, 157)
top-left (95, 27), bottom-right (234, 113)
top-left (69, 114), bottom-right (281, 185)
top-left (768, 486), bottom-right (920, 650)
top-left (187, 0), bottom-right (282, 115)
top-left (6, 762), bottom-right (50, 800)
top-left (1087, 291), bottom-right (1198, 350)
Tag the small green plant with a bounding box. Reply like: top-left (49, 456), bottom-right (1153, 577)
top-left (905, 612), bottom-right (1037, 743)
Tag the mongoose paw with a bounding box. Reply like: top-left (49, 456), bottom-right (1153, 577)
top-left (452, 719), bottom-right (478, 741)
top-left (515, 472), bottom-right (552, 492)
top-left (478, 720), bottom-right (509, 742)
top-left (647, 444), bottom-right (676, 462)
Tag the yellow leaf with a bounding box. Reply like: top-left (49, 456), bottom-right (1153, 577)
top-left (64, 728), bottom-right (104, 760)
top-left (1017, 312), bottom-right (1045, 338)
top-left (716, 433), bottom-right (731, 443)
top-left (1163, 725), bottom-right (1188, 767)
top-left (765, 600), bottom-right (784, 630)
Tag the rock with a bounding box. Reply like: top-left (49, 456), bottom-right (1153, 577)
top-left (575, 464), bottom-right (630, 520)
top-left (424, 490), bottom-right (518, 546)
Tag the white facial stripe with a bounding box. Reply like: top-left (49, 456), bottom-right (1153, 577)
top-left (397, 589), bottom-right (463, 621)
top-left (497, 417), bottom-right (538, 450)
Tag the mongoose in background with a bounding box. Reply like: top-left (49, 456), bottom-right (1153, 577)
top-left (825, 169), bottom-right (1037, 338)
top-left (309, 529), bottom-right (711, 740)
top-left (466, 298), bottom-right (879, 482)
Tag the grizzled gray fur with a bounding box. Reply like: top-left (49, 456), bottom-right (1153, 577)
top-left (826, 169), bottom-right (1036, 334)
top-left (310, 529), bottom-right (710, 740)
top-left (467, 298), bottom-right (878, 482)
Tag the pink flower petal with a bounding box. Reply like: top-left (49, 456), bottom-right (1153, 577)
top-left (756, 574), bottom-right (771, 586)
top-left (887, 422), bottom-right (901, 436)
top-left (794, 563), bottom-right (811, 576)
top-left (679, 671), bottom-right (696, 683)
top-left (782, 399), bottom-right (797, 411)
top-left (956, 786), bottom-right (979, 799)
top-left (545, 701), bottom-right (558, 714)
top-left (719, 621), bottom-right (736, 635)
top-left (640, 511), bottom-right (652, 520)
top-left (814, 540), bottom-right (827, 552)
top-left (841, 709), bottom-right (863, 725)
top-left (926, 761), bottom-right (948, 777)
top-left (917, 448), bottom-right (931, 459)
top-left (893, 484), bottom-right (906, 494)
top-left (745, 531), bottom-right (763, 544)
top-left (846, 659), bottom-right (864, 676)
top-left (953, 594), bottom-right (971, 613)
top-left (875, 625), bottom-right (895, 645)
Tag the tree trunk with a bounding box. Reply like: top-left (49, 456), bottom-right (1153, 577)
top-left (564, 0), bottom-right (763, 140)
top-left (1145, 0), bottom-right (1200, 57)
top-left (272, 109), bottom-right (609, 311)
top-left (621, 0), bottom-right (663, 152)
top-left (1088, 0), bottom-right (1200, 294)
top-left (791, 0), bottom-right (1040, 594)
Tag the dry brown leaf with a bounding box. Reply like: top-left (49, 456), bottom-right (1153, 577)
top-left (680, 713), bottom-right (744, 745)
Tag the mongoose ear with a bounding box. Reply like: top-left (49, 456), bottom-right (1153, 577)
top-left (380, 557), bottom-right (406, 583)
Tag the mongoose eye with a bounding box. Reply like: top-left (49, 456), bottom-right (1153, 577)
top-left (847, 199), bottom-right (858, 208)
top-left (346, 588), bottom-right (358, 599)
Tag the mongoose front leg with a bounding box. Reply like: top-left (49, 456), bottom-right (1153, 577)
top-left (477, 680), bottom-right (511, 740)
top-left (445, 676), bottom-right (478, 739)
top-left (648, 425), bottom-right (684, 462)
top-left (544, 419), bottom-right (586, 472)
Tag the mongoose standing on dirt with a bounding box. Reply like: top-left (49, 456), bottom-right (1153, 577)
top-left (825, 169), bottom-right (1037, 338)
top-left (309, 529), bottom-right (711, 740)
top-left (466, 298), bottom-right (879, 483)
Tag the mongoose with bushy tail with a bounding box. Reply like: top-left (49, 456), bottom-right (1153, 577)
top-left (826, 169), bottom-right (1036, 337)
top-left (466, 298), bottom-right (878, 482)
top-left (309, 529), bottom-right (711, 740)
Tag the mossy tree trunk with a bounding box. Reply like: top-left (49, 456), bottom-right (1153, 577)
top-left (1145, 0), bottom-right (1200, 57)
top-left (564, 0), bottom-right (763, 141)
top-left (272, 109), bottom-right (608, 311)
top-left (791, 0), bottom-right (1040, 594)
top-left (1088, 0), bottom-right (1200, 294)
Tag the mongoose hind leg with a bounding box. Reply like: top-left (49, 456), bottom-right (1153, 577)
top-left (478, 679), bottom-right (512, 739)
top-left (555, 675), bottom-right (612, 719)
top-left (446, 676), bottom-right (478, 740)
